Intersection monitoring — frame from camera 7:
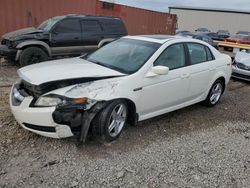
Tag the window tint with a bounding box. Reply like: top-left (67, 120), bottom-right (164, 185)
top-left (205, 47), bottom-right (214, 61)
top-left (101, 19), bottom-right (126, 33)
top-left (81, 20), bottom-right (102, 33)
top-left (54, 19), bottom-right (81, 33)
top-left (187, 43), bottom-right (207, 64)
top-left (154, 43), bottom-right (185, 70)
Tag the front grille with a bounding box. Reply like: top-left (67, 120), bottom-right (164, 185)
top-left (23, 123), bottom-right (56, 133)
top-left (237, 63), bottom-right (250, 71)
top-left (232, 72), bottom-right (250, 80)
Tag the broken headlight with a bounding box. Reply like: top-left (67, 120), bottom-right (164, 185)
top-left (35, 94), bottom-right (96, 109)
top-left (35, 95), bottom-right (63, 107)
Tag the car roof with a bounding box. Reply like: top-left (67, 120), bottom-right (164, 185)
top-left (52, 14), bottom-right (121, 20)
top-left (124, 35), bottom-right (178, 44)
top-left (124, 35), bottom-right (206, 44)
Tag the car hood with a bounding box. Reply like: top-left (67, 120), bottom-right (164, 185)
top-left (235, 52), bottom-right (250, 65)
top-left (2, 27), bottom-right (43, 40)
top-left (18, 57), bottom-right (125, 86)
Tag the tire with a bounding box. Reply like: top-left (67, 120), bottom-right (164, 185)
top-left (19, 47), bottom-right (48, 67)
top-left (92, 100), bottom-right (128, 142)
top-left (203, 79), bottom-right (224, 107)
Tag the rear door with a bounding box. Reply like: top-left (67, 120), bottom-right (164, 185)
top-left (81, 20), bottom-right (103, 53)
top-left (185, 42), bottom-right (215, 100)
top-left (50, 18), bottom-right (82, 55)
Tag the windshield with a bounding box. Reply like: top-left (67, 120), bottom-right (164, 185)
top-left (38, 17), bottom-right (62, 31)
top-left (83, 38), bottom-right (161, 74)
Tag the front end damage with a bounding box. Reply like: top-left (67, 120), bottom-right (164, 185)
top-left (10, 77), bottom-right (122, 142)
top-left (52, 101), bottom-right (107, 142)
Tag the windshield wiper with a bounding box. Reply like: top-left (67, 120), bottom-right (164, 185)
top-left (87, 58), bottom-right (128, 74)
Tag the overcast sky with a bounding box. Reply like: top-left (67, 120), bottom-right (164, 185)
top-left (105, 0), bottom-right (250, 12)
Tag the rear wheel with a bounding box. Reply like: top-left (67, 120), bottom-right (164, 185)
top-left (203, 79), bottom-right (224, 107)
top-left (92, 100), bottom-right (128, 142)
top-left (19, 47), bottom-right (48, 67)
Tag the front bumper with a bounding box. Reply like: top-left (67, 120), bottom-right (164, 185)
top-left (10, 86), bottom-right (74, 138)
top-left (232, 65), bottom-right (250, 81)
top-left (0, 44), bottom-right (17, 58)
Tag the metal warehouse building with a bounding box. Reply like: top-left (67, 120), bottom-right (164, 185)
top-left (169, 6), bottom-right (250, 35)
top-left (0, 0), bottom-right (176, 36)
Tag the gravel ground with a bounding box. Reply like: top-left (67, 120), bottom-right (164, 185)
top-left (0, 60), bottom-right (250, 187)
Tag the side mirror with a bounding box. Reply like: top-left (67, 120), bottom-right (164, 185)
top-left (146, 66), bottom-right (169, 77)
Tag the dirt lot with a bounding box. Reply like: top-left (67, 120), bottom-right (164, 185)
top-left (0, 61), bottom-right (250, 188)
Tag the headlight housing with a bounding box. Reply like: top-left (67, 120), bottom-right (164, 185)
top-left (35, 95), bottom-right (63, 107)
top-left (34, 94), bottom-right (96, 109)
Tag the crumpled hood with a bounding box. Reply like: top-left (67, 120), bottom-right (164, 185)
top-left (235, 51), bottom-right (250, 65)
top-left (2, 27), bottom-right (43, 40)
top-left (18, 57), bottom-right (125, 85)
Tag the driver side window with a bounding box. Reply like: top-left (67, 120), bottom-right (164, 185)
top-left (154, 43), bottom-right (185, 70)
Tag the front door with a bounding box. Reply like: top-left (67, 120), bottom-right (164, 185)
top-left (138, 43), bottom-right (190, 120)
top-left (50, 18), bottom-right (82, 55)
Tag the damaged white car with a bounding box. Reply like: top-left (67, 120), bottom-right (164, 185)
top-left (232, 51), bottom-right (250, 81)
top-left (10, 35), bottom-right (232, 142)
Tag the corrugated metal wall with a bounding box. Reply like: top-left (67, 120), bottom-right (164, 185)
top-left (0, 0), bottom-right (176, 36)
top-left (0, 0), bottom-right (95, 36)
top-left (96, 2), bottom-right (177, 35)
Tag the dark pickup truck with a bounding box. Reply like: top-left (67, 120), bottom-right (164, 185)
top-left (0, 14), bottom-right (128, 66)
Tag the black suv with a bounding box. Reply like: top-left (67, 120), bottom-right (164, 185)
top-left (0, 15), bottom-right (128, 66)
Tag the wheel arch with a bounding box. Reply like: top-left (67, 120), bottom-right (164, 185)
top-left (16, 41), bottom-right (52, 61)
top-left (102, 98), bottom-right (138, 126)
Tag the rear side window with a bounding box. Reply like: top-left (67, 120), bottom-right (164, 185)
top-left (101, 19), bottom-right (127, 34)
top-left (81, 20), bottom-right (102, 33)
top-left (53, 18), bottom-right (81, 33)
top-left (186, 43), bottom-right (207, 65)
top-left (205, 47), bottom-right (214, 61)
top-left (154, 43), bottom-right (185, 70)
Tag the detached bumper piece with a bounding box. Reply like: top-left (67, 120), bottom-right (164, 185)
top-left (52, 102), bottom-right (106, 142)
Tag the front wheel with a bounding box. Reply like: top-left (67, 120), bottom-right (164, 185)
top-left (203, 79), bottom-right (224, 107)
top-left (92, 100), bottom-right (128, 142)
top-left (19, 47), bottom-right (48, 67)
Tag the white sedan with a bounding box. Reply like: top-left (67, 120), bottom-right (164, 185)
top-left (10, 35), bottom-right (232, 142)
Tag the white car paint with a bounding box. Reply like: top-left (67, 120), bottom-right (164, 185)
top-left (10, 35), bottom-right (232, 139)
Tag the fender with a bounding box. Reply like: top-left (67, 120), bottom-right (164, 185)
top-left (98, 38), bottom-right (115, 48)
top-left (15, 40), bottom-right (52, 60)
top-left (204, 70), bottom-right (227, 98)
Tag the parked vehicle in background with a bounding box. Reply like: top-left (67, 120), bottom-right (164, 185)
top-left (10, 35), bottom-right (232, 143)
top-left (175, 30), bottom-right (191, 36)
top-left (217, 30), bottom-right (230, 37)
top-left (181, 32), bottom-right (218, 49)
top-left (195, 28), bottom-right (210, 32)
top-left (232, 51), bottom-right (250, 81)
top-left (206, 31), bottom-right (230, 41)
top-left (225, 34), bottom-right (250, 44)
top-left (0, 15), bottom-right (127, 66)
top-left (236, 31), bottom-right (250, 35)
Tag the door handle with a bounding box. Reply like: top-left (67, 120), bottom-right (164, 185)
top-left (209, 66), bottom-right (216, 71)
top-left (181, 73), bottom-right (190, 79)
top-left (74, 37), bottom-right (79, 40)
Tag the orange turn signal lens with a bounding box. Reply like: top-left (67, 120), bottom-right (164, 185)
top-left (73, 97), bottom-right (88, 104)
